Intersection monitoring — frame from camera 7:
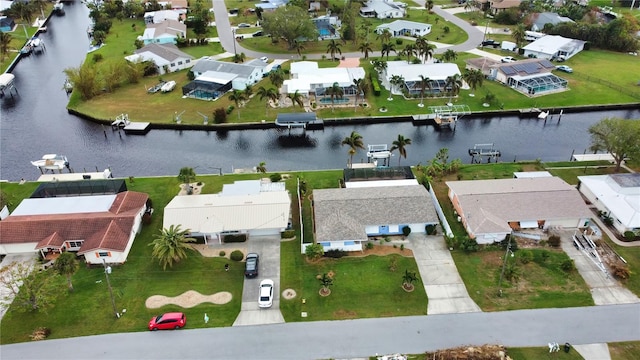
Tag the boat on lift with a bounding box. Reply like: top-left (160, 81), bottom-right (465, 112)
top-left (31, 154), bottom-right (70, 173)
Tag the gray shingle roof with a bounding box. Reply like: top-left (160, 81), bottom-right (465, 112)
top-left (191, 59), bottom-right (265, 77)
top-left (135, 43), bottom-right (193, 62)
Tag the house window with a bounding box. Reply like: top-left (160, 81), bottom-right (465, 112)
top-left (178, 61), bottom-right (183, 65)
top-left (186, 59), bottom-right (190, 63)
top-left (67, 241), bottom-right (83, 248)
top-left (98, 252), bottom-right (109, 257)
top-left (170, 63), bottom-right (175, 67)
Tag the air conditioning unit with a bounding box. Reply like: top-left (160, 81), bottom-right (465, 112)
top-left (457, 216), bottom-right (461, 222)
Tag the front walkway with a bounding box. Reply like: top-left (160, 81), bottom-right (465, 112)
top-left (407, 234), bottom-right (481, 314)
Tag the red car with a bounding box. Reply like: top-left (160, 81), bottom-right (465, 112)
top-left (148, 312), bottom-right (186, 331)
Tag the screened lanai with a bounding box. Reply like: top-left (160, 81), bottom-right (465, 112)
top-left (507, 74), bottom-right (568, 96)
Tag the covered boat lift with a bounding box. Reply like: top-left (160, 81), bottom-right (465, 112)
top-left (0, 73), bottom-right (18, 98)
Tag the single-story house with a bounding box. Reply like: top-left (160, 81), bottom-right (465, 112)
top-left (522, 35), bottom-right (586, 61)
top-left (163, 180), bottom-right (291, 243)
top-left (360, 0), bottom-right (406, 19)
top-left (312, 185), bottom-right (439, 251)
top-left (139, 19), bottom-right (186, 45)
top-left (375, 20), bottom-right (431, 37)
top-left (488, 58), bottom-right (568, 96)
top-left (577, 174), bottom-right (640, 236)
top-left (125, 43), bottom-right (194, 74)
top-left (465, 57), bottom-right (500, 77)
top-left (489, 0), bottom-right (521, 14)
top-left (531, 12), bottom-right (574, 32)
top-left (283, 61), bottom-right (365, 97)
top-left (344, 166), bottom-right (418, 187)
top-left (383, 61), bottom-right (462, 96)
top-left (255, 0), bottom-right (289, 11)
top-left (0, 16), bottom-right (15, 32)
top-left (183, 58), bottom-right (267, 100)
top-left (0, 1), bottom-right (13, 12)
top-left (158, 0), bottom-right (188, 11)
top-left (144, 10), bottom-right (181, 24)
top-left (447, 177), bottom-right (592, 243)
top-left (0, 191), bottom-right (149, 264)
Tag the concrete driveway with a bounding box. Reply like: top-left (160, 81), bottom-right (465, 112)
top-left (559, 230), bottom-right (640, 306)
top-left (232, 235), bottom-right (285, 326)
top-left (407, 234), bottom-right (481, 315)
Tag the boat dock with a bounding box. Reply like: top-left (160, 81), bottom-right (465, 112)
top-left (519, 108), bottom-right (541, 114)
top-left (469, 143), bottom-right (501, 163)
top-left (123, 122), bottom-right (151, 134)
top-left (38, 169), bottom-right (112, 182)
top-left (414, 105), bottom-right (471, 130)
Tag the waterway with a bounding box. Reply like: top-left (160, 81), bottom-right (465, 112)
top-left (1, 4), bottom-right (639, 182)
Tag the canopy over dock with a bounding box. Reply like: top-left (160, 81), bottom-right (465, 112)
top-left (275, 112), bottom-right (323, 129)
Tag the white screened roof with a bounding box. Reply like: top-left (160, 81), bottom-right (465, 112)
top-left (345, 179), bottom-right (419, 188)
top-left (513, 171), bottom-right (552, 178)
top-left (283, 79), bottom-right (311, 94)
top-left (523, 35), bottom-right (585, 55)
top-left (386, 61), bottom-right (461, 81)
top-left (290, 61), bottom-right (319, 74)
top-left (197, 70), bottom-right (237, 84)
top-left (163, 191), bottom-right (291, 234)
top-left (578, 175), bottom-right (640, 228)
top-left (12, 195), bottom-right (116, 216)
top-left (221, 180), bottom-right (286, 196)
top-left (376, 20), bottom-right (431, 32)
top-left (287, 64), bottom-right (366, 91)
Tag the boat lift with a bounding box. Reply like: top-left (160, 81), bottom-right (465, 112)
top-left (469, 143), bottom-right (501, 163)
top-left (365, 144), bottom-right (392, 167)
top-left (428, 104), bottom-right (471, 131)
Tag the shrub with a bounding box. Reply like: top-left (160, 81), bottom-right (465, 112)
top-left (365, 242), bottom-right (374, 250)
top-left (611, 263), bottom-right (630, 280)
top-left (425, 224), bottom-right (437, 235)
top-left (324, 249), bottom-right (346, 258)
top-left (226, 105), bottom-right (235, 114)
top-left (518, 249), bottom-right (533, 264)
top-left (305, 243), bottom-right (324, 261)
top-left (533, 250), bottom-right (550, 264)
top-left (624, 231), bottom-right (636, 241)
top-left (402, 226), bottom-right (411, 236)
top-left (548, 235), bottom-right (561, 247)
top-left (269, 173), bottom-right (282, 182)
top-left (29, 327), bottom-right (51, 341)
top-left (281, 230), bottom-right (295, 239)
top-left (460, 237), bottom-right (479, 252)
top-left (213, 108), bottom-right (227, 124)
top-left (92, 53), bottom-right (103, 63)
top-left (400, 244), bottom-right (405, 251)
top-left (223, 234), bottom-right (247, 243)
top-left (560, 259), bottom-right (575, 272)
top-left (218, 250), bottom-right (226, 257)
top-left (230, 250), bottom-right (244, 261)
top-left (395, 38), bottom-right (403, 45)
top-left (370, 73), bottom-right (381, 96)
top-left (384, 236), bottom-right (391, 242)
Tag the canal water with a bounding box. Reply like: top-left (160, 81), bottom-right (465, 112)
top-left (1, 4), bottom-right (639, 181)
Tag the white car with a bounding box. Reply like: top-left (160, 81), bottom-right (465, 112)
top-left (501, 56), bottom-right (516, 63)
top-left (259, 56), bottom-right (269, 63)
top-left (258, 279), bottom-right (274, 308)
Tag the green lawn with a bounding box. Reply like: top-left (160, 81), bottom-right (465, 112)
top-left (507, 346), bottom-right (585, 360)
top-left (609, 341), bottom-right (640, 360)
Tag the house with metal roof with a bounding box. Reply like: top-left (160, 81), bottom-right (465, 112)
top-left (163, 180), bottom-right (291, 243)
top-left (312, 185), bottom-right (439, 251)
top-left (0, 192), bottom-right (149, 265)
top-left (359, 0), bottom-right (406, 19)
top-left (183, 58), bottom-right (267, 100)
top-left (125, 43), bottom-right (194, 74)
top-left (139, 19), bottom-right (186, 45)
top-left (488, 58), bottom-right (568, 96)
top-left (446, 177), bottom-right (592, 244)
top-left (577, 174), bottom-right (640, 236)
top-left (383, 61), bottom-right (462, 96)
top-left (522, 35), bottom-right (586, 61)
top-left (531, 12), bottom-right (574, 32)
top-left (255, 0), bottom-right (289, 11)
top-left (375, 20), bottom-right (431, 37)
top-left (144, 10), bottom-right (181, 24)
top-left (283, 61), bottom-right (365, 98)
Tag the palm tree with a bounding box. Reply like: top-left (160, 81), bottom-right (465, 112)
top-left (401, 43), bottom-right (416, 63)
top-left (269, 68), bottom-right (285, 89)
top-left (426, 0), bottom-right (434, 12)
top-left (512, 24), bottom-right (526, 49)
top-left (391, 134), bottom-right (412, 165)
top-left (341, 130), bottom-right (365, 168)
top-left (177, 167), bottom-right (196, 187)
top-left (418, 75), bottom-right (431, 107)
top-left (0, 32), bottom-right (12, 61)
top-left (358, 41), bottom-right (373, 59)
top-left (464, 0), bottom-right (475, 12)
top-left (402, 269), bottom-right (418, 291)
top-left (149, 225), bottom-right (196, 270)
top-left (325, 82), bottom-right (344, 112)
top-left (228, 89), bottom-right (247, 120)
top-left (53, 252), bottom-right (79, 292)
top-left (358, 20), bottom-right (372, 40)
top-left (381, 42), bottom-right (396, 61)
top-left (293, 40), bottom-right (305, 58)
top-left (445, 74), bottom-right (463, 104)
top-left (389, 74), bottom-right (405, 99)
top-left (257, 86), bottom-right (279, 116)
top-left (244, 84), bottom-right (253, 99)
top-left (287, 90), bottom-right (304, 109)
top-left (442, 49), bottom-right (458, 62)
top-left (233, 52), bottom-right (246, 63)
top-left (372, 59), bottom-right (387, 75)
top-left (326, 39), bottom-right (342, 61)
top-left (376, 28), bottom-right (391, 47)
top-left (414, 36), bottom-right (435, 63)
top-left (318, 273), bottom-right (333, 296)
top-left (256, 161), bottom-right (267, 173)
top-left (463, 69), bottom-right (484, 95)
top-left (353, 77), bottom-right (367, 110)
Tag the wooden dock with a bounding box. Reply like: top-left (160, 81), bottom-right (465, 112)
top-left (519, 108), bottom-right (541, 114)
top-left (123, 122), bottom-right (151, 134)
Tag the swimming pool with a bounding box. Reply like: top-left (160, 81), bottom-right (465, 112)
top-left (319, 28), bottom-right (332, 36)
top-left (319, 97), bottom-right (349, 104)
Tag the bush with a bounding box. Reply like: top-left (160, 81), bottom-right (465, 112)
top-left (518, 249), bottom-right (533, 264)
top-left (395, 38), bottom-right (403, 45)
top-left (269, 173), bottom-right (282, 182)
top-left (305, 243), bottom-right (324, 261)
top-left (223, 234), bottom-right (247, 243)
top-left (365, 242), bottom-right (374, 250)
top-left (425, 224), bottom-right (437, 235)
top-left (219, 250), bottom-right (226, 257)
top-left (624, 231), bottom-right (636, 241)
top-left (230, 250), bottom-right (244, 261)
top-left (560, 259), bottom-right (575, 272)
top-left (402, 226), bottom-right (411, 236)
top-left (548, 235), bottom-right (561, 247)
top-left (281, 230), bottom-right (295, 239)
top-left (226, 105), bottom-right (235, 114)
top-left (370, 73), bottom-right (381, 96)
top-left (29, 327), bottom-right (51, 341)
top-left (611, 263), bottom-right (630, 280)
top-left (400, 244), bottom-right (405, 251)
top-left (324, 249), bottom-right (346, 258)
top-left (92, 53), bottom-right (103, 63)
top-left (213, 108), bottom-right (227, 124)
top-left (460, 237), bottom-right (479, 252)
top-left (533, 250), bottom-right (550, 264)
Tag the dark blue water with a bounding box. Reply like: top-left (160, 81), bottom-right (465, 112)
top-left (1, 4), bottom-right (639, 181)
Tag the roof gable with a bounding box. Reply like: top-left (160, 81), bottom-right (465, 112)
top-left (134, 43), bottom-right (193, 62)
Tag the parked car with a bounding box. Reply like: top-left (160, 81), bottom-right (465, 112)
top-left (148, 312), bottom-right (186, 331)
top-left (260, 56), bottom-right (269, 62)
top-left (501, 56), bottom-right (516, 63)
top-left (252, 31), bottom-right (263, 37)
top-left (245, 253), bottom-right (259, 278)
top-left (238, 23), bottom-right (251, 28)
top-left (555, 65), bottom-right (573, 73)
top-left (481, 39), bottom-right (499, 48)
top-left (258, 279), bottom-right (274, 308)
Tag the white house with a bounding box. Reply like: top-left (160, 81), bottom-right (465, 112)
top-left (447, 177), bottom-right (592, 244)
top-left (255, 0), bottom-right (289, 11)
top-left (125, 43), bottom-right (194, 74)
top-left (375, 20), bottom-right (431, 37)
top-left (522, 35), bottom-right (586, 61)
top-left (144, 10), bottom-right (181, 24)
top-left (360, 0), bottom-right (406, 19)
top-left (383, 61), bottom-right (462, 96)
top-left (312, 185), bottom-right (439, 252)
top-left (488, 58), bottom-right (568, 96)
top-left (163, 180), bottom-right (291, 243)
top-left (0, 191), bottom-right (149, 265)
top-left (140, 19), bottom-right (186, 45)
top-left (578, 174), bottom-right (640, 236)
top-left (283, 61), bottom-right (365, 97)
top-left (183, 58), bottom-right (267, 100)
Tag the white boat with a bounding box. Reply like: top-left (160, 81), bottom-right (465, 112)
top-left (538, 111), bottom-right (549, 119)
top-left (161, 80), bottom-right (176, 93)
top-left (31, 154), bottom-right (69, 172)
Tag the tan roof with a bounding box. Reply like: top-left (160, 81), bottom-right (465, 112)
top-left (446, 177), bottom-right (592, 235)
top-left (491, 0), bottom-right (521, 9)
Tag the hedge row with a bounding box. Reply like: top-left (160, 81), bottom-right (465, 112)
top-left (370, 73), bottom-right (381, 96)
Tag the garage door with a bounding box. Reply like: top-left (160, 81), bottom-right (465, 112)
top-left (519, 220), bottom-right (538, 229)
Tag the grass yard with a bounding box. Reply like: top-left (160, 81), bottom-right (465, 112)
top-left (546, 164), bottom-right (627, 185)
top-left (609, 341), bottom-right (640, 360)
top-left (507, 346), bottom-right (585, 360)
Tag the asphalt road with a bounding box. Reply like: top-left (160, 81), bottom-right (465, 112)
top-left (1, 304), bottom-right (639, 359)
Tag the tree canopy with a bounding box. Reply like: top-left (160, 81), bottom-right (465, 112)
top-left (261, 6), bottom-right (316, 49)
top-left (588, 118), bottom-right (640, 172)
